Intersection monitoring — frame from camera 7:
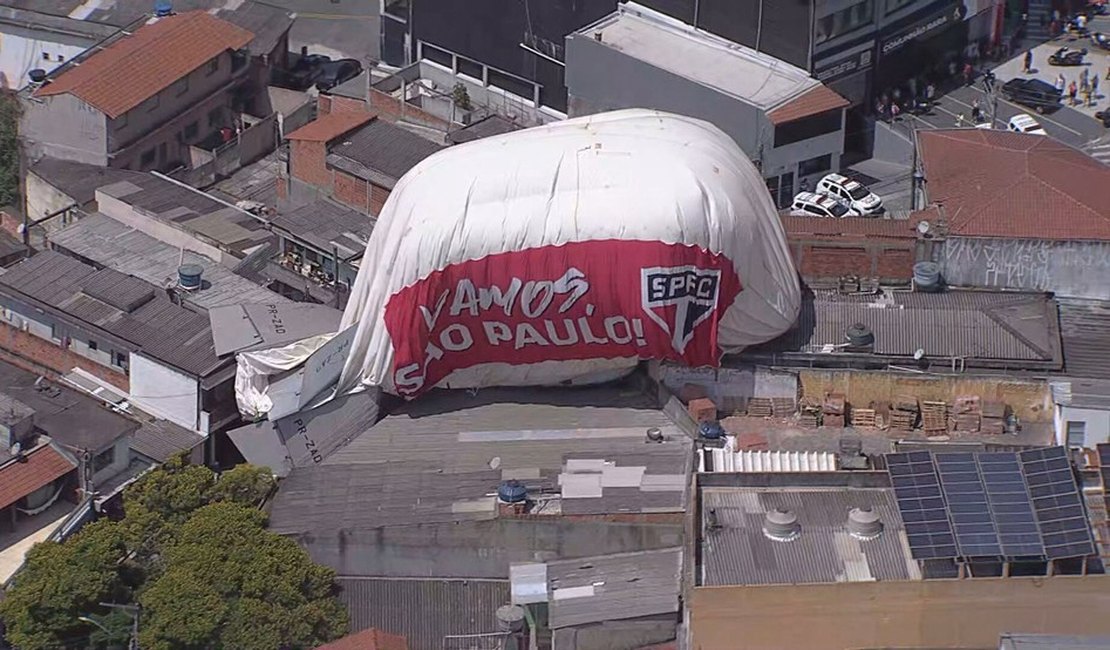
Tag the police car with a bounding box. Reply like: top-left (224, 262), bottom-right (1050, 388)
top-left (815, 173), bottom-right (884, 216)
top-left (789, 191), bottom-right (858, 218)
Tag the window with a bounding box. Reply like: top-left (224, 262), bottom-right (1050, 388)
top-left (111, 351), bottom-right (127, 368)
top-left (57, 54), bottom-right (64, 62)
top-left (815, 0), bottom-right (874, 44)
top-left (174, 76), bottom-right (189, 96)
top-left (183, 121), bottom-right (199, 141)
top-left (207, 107), bottom-right (223, 128)
top-left (50, 323), bottom-right (60, 342)
top-left (774, 111), bottom-right (842, 147)
top-left (92, 445), bottom-right (115, 473)
top-left (42, 52), bottom-right (50, 61)
top-left (798, 154), bottom-right (833, 177)
top-left (206, 58), bottom-right (219, 75)
top-left (885, 0), bottom-right (917, 15)
top-left (140, 148), bottom-right (156, 168)
top-left (88, 339), bottom-right (98, 351)
top-left (1066, 421), bottom-right (1086, 448)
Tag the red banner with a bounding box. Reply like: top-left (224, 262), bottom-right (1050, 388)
top-left (383, 239), bottom-right (743, 397)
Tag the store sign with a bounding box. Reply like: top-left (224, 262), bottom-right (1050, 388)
top-left (815, 47), bottom-right (874, 82)
top-left (880, 2), bottom-right (965, 55)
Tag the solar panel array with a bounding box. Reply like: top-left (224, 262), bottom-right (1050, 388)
top-left (1019, 447), bottom-right (1097, 559)
top-left (886, 447), bottom-right (1094, 562)
top-left (886, 451), bottom-right (958, 560)
top-left (1099, 443), bottom-right (1110, 515)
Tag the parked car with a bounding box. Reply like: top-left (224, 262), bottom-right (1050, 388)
top-left (283, 53), bottom-right (332, 90)
top-left (789, 191), bottom-right (858, 218)
top-left (314, 59), bottom-right (363, 92)
top-left (1095, 109), bottom-right (1110, 127)
top-left (815, 173), bottom-right (883, 216)
top-left (1048, 46), bottom-right (1088, 66)
top-left (1007, 113), bottom-right (1048, 135)
top-left (1001, 78), bottom-right (1063, 113)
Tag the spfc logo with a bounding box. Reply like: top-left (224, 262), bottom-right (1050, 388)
top-left (640, 266), bottom-right (721, 354)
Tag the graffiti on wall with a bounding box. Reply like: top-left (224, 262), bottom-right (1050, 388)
top-left (942, 237), bottom-right (1110, 298)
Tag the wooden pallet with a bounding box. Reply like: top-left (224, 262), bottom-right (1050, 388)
top-left (747, 397), bottom-right (774, 418)
top-left (981, 418), bottom-right (1006, 435)
top-left (799, 413), bottom-right (821, 429)
top-left (771, 398), bottom-right (796, 417)
top-left (952, 414), bottom-right (981, 433)
top-left (890, 411), bottom-right (918, 431)
top-left (851, 408), bottom-right (876, 428)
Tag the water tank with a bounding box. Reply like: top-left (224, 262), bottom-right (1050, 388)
top-left (645, 427), bottom-right (664, 443)
top-left (153, 0), bottom-right (173, 17)
top-left (699, 420), bottom-right (725, 440)
top-left (497, 480), bottom-right (527, 504)
top-left (847, 506), bottom-right (883, 540)
top-left (763, 508), bottom-right (801, 542)
top-left (913, 261), bottom-right (941, 292)
top-left (845, 323), bottom-right (874, 347)
top-left (496, 604), bottom-right (525, 633)
top-left (28, 69), bottom-right (47, 84)
top-left (177, 263), bottom-right (203, 291)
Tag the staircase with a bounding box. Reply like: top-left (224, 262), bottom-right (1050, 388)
top-left (1024, 0), bottom-right (1053, 44)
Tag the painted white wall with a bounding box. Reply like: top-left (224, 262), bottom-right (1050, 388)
top-left (128, 353), bottom-right (199, 432)
top-left (91, 436), bottom-right (131, 485)
top-left (0, 32), bottom-right (88, 91)
top-left (1057, 405), bottom-right (1110, 449)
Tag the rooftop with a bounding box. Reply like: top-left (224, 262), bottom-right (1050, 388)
top-left (513, 547), bottom-right (684, 628)
top-left (575, 3), bottom-right (847, 116)
top-left (28, 158), bottom-right (146, 206)
top-left (0, 443), bottom-right (76, 510)
top-left (313, 628), bottom-right (407, 650)
top-left (33, 11), bottom-right (254, 119)
top-left (0, 5), bottom-right (119, 42)
top-left (286, 110), bottom-right (373, 142)
top-left (209, 302), bottom-right (342, 357)
top-left (337, 577), bottom-right (510, 650)
top-left (446, 115), bottom-right (523, 145)
top-left (326, 69), bottom-right (368, 101)
top-left (49, 212), bottom-right (286, 310)
top-left (999, 635), bottom-right (1110, 649)
top-left (328, 117), bottom-right (446, 189)
top-left (779, 214), bottom-right (922, 241)
top-left (1058, 298), bottom-right (1110, 380)
top-left (96, 175), bottom-right (273, 256)
top-left (742, 287), bottom-right (1063, 370)
top-left (270, 199), bottom-right (375, 261)
top-left (129, 417), bottom-right (204, 462)
top-left (0, 251), bottom-right (227, 377)
top-left (918, 130), bottom-right (1110, 240)
top-left (700, 479), bottom-right (918, 586)
top-left (268, 385), bottom-right (694, 535)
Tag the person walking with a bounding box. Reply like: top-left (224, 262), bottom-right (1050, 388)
top-left (971, 99), bottom-right (983, 123)
top-left (1024, 49), bottom-right (1033, 73)
top-left (963, 61), bottom-right (974, 86)
top-left (1093, 75), bottom-right (1100, 102)
top-left (1056, 73), bottom-right (1067, 94)
top-left (1069, 79), bottom-right (1078, 105)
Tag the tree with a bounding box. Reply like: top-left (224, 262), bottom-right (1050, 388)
top-left (0, 521), bottom-right (128, 649)
top-left (0, 461), bottom-right (341, 650)
top-left (452, 82), bottom-right (472, 111)
top-left (0, 92), bottom-right (19, 208)
top-left (138, 503), bottom-right (347, 650)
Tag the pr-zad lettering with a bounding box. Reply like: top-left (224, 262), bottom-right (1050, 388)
top-left (266, 304), bottom-right (286, 335)
top-left (394, 267), bottom-right (649, 394)
top-left (294, 417), bottom-right (323, 463)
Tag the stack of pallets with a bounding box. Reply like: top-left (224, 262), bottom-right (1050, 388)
top-left (850, 408), bottom-right (876, 428)
top-left (823, 393), bottom-right (846, 428)
top-left (772, 397), bottom-right (797, 418)
top-left (746, 397), bottom-right (774, 418)
top-left (890, 395), bottom-right (919, 432)
top-left (921, 400), bottom-right (949, 434)
top-left (981, 401), bottom-right (1008, 435)
top-left (799, 397), bottom-right (822, 428)
top-left (870, 401), bottom-right (892, 430)
top-left (951, 395), bottom-right (982, 433)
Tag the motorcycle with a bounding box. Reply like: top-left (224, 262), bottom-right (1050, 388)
top-left (1048, 47), bottom-right (1088, 66)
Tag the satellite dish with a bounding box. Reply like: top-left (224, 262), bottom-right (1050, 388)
top-left (9, 441), bottom-right (21, 457)
top-left (914, 349), bottom-right (925, 360)
top-left (917, 221), bottom-right (931, 235)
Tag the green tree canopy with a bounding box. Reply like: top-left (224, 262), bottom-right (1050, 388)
top-left (0, 92), bottom-right (19, 208)
top-left (0, 461), bottom-right (342, 650)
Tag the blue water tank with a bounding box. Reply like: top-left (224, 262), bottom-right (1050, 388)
top-left (178, 264), bottom-right (203, 290)
top-left (154, 0), bottom-right (173, 17)
top-left (699, 420), bottom-right (725, 440)
top-left (497, 480), bottom-right (528, 503)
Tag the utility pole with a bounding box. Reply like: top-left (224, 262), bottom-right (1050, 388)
top-left (98, 602), bottom-right (140, 650)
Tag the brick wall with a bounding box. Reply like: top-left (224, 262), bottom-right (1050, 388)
top-left (368, 88), bottom-right (451, 130)
top-left (289, 140), bottom-right (330, 189)
top-left (791, 239), bottom-right (917, 281)
top-left (370, 183), bottom-right (390, 215)
top-left (317, 94), bottom-right (371, 118)
top-left (333, 171), bottom-right (370, 213)
top-left (0, 321), bottom-right (130, 391)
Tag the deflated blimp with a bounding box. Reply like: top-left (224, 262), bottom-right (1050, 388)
top-left (331, 108), bottom-right (801, 399)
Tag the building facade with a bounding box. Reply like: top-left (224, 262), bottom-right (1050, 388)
top-left (0, 6), bottom-right (119, 91)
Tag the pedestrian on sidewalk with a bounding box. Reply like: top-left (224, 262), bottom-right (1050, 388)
top-left (956, 113), bottom-right (966, 127)
top-left (1081, 67), bottom-right (1090, 88)
top-left (982, 69), bottom-right (996, 93)
top-left (963, 61), bottom-right (974, 86)
top-left (1093, 75), bottom-right (1100, 101)
top-left (1056, 73), bottom-right (1067, 94)
top-left (1069, 79), bottom-right (1078, 105)
top-left (1084, 83), bottom-right (1093, 106)
top-left (891, 102), bottom-right (902, 121)
top-left (1105, 63), bottom-right (1110, 81)
top-left (926, 82), bottom-right (937, 103)
top-left (1024, 49), bottom-right (1033, 73)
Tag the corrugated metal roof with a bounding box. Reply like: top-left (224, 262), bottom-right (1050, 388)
top-left (329, 117), bottom-right (444, 187)
top-left (700, 486), bottom-right (921, 586)
top-left (1058, 298), bottom-right (1110, 380)
top-left (542, 547), bottom-right (683, 628)
top-left (268, 386), bottom-right (693, 534)
top-left (337, 577), bottom-right (510, 650)
top-left (0, 443), bottom-right (76, 510)
top-left (28, 158), bottom-right (145, 206)
top-left (700, 449), bottom-right (839, 473)
top-left (746, 288), bottom-right (1061, 366)
top-left (270, 198), bottom-right (374, 260)
top-left (447, 115), bottom-right (522, 144)
top-left (129, 419), bottom-right (204, 462)
top-left (0, 252), bottom-right (227, 376)
top-left (50, 212), bottom-right (284, 310)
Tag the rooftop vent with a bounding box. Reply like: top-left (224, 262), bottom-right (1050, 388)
top-left (177, 264), bottom-right (203, 291)
top-left (847, 506), bottom-right (883, 540)
top-left (154, 0), bottom-right (173, 17)
top-left (699, 420), bottom-right (725, 440)
top-left (646, 427), bottom-right (664, 443)
top-left (762, 508), bottom-right (800, 542)
top-left (497, 480), bottom-right (527, 504)
top-left (28, 69), bottom-right (47, 84)
top-left (845, 323), bottom-right (874, 347)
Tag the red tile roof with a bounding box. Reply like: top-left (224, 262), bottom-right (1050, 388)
top-left (0, 444), bottom-right (76, 510)
top-left (286, 111), bottom-right (374, 143)
top-left (780, 214), bottom-right (922, 240)
top-left (34, 11), bottom-right (254, 119)
top-left (314, 629), bottom-right (408, 650)
top-left (767, 85), bottom-right (850, 125)
top-left (918, 129), bottom-right (1110, 241)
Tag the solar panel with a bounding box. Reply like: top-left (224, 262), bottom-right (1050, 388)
top-left (935, 452), bottom-right (1002, 558)
top-left (886, 451), bottom-right (958, 560)
top-left (1019, 447), bottom-right (1096, 559)
top-left (976, 452), bottom-right (1045, 558)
